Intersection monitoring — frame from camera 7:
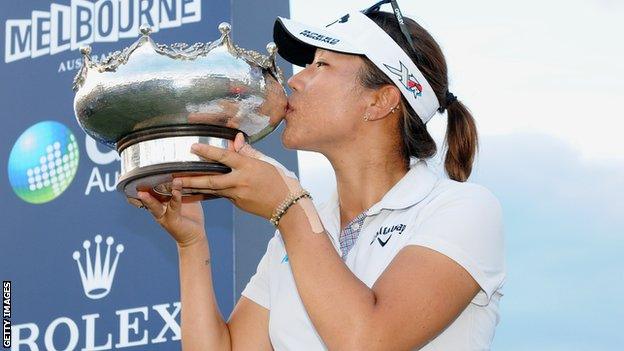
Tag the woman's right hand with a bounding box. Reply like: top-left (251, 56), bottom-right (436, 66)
top-left (137, 178), bottom-right (206, 248)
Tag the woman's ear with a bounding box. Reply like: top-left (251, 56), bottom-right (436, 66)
top-left (366, 84), bottom-right (402, 121)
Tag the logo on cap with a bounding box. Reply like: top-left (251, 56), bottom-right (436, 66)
top-left (299, 30), bottom-right (340, 45)
top-left (326, 14), bottom-right (350, 27)
top-left (384, 61), bottom-right (423, 98)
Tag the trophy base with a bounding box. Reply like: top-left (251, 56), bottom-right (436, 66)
top-left (116, 125), bottom-right (241, 202)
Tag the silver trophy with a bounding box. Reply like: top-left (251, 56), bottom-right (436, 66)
top-left (72, 23), bottom-right (287, 204)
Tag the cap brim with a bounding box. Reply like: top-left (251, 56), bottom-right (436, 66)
top-left (273, 16), bottom-right (363, 67)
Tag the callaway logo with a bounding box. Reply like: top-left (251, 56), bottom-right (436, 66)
top-left (370, 224), bottom-right (407, 247)
top-left (299, 30), bottom-right (340, 45)
top-left (383, 61), bottom-right (423, 97)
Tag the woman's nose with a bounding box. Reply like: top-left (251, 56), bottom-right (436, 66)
top-left (287, 70), bottom-right (304, 92)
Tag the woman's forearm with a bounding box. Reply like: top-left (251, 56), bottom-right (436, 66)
top-left (177, 236), bottom-right (231, 351)
top-left (277, 200), bottom-right (377, 349)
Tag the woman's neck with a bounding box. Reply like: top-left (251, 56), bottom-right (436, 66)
top-left (324, 146), bottom-right (409, 231)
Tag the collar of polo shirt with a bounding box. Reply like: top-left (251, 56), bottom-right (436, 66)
top-left (273, 11), bottom-right (441, 124)
top-left (318, 159), bottom-right (438, 243)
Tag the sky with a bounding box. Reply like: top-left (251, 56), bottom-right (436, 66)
top-left (288, 0), bottom-right (624, 349)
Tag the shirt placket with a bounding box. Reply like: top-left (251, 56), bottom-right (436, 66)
top-left (338, 211), bottom-right (368, 261)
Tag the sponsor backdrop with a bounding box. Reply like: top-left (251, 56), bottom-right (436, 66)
top-left (0, 0), bottom-right (294, 350)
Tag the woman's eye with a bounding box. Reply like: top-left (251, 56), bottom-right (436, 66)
top-left (315, 61), bottom-right (327, 67)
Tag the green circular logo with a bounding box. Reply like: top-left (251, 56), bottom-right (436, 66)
top-left (8, 121), bottom-right (80, 204)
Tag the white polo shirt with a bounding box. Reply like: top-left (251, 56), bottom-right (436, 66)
top-left (241, 159), bottom-right (506, 350)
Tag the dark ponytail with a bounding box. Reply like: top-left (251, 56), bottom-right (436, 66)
top-left (444, 101), bottom-right (478, 182)
top-left (358, 11), bottom-right (479, 182)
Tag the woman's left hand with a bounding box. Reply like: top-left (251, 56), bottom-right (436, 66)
top-left (175, 133), bottom-right (302, 220)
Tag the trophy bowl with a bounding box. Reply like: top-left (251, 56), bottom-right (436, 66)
top-left (72, 23), bottom-right (287, 204)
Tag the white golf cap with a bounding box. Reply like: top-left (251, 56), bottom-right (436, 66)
top-left (273, 11), bottom-right (440, 124)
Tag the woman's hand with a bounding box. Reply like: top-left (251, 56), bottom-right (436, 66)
top-left (136, 179), bottom-right (206, 248)
top-left (176, 133), bottom-right (299, 220)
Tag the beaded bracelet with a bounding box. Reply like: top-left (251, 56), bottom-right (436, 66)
top-left (270, 189), bottom-right (312, 227)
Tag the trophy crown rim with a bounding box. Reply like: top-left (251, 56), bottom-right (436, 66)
top-left (71, 22), bottom-right (284, 92)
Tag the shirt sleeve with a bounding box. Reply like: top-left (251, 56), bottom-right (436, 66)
top-left (406, 183), bottom-right (506, 306)
top-left (240, 232), bottom-right (277, 310)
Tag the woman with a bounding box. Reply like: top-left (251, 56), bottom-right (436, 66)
top-left (137, 2), bottom-right (505, 350)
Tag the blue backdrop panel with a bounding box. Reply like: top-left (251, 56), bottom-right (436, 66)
top-left (0, 1), bottom-right (294, 350)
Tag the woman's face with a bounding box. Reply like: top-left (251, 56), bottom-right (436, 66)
top-left (281, 49), bottom-right (370, 152)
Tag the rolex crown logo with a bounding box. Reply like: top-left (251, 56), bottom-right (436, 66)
top-left (72, 235), bottom-right (124, 300)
